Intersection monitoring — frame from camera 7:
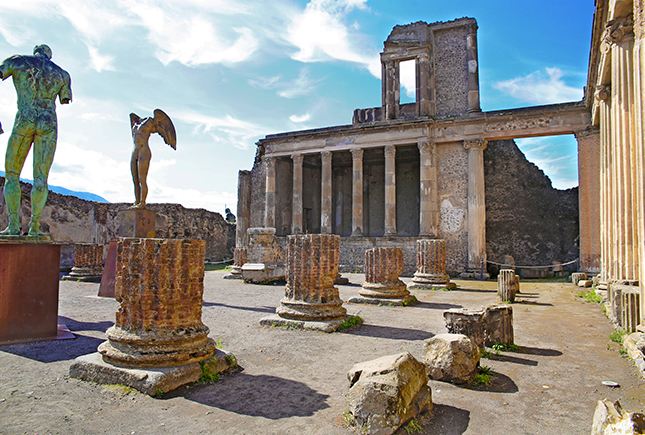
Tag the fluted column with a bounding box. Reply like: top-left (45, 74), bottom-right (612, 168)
top-left (321, 151), bottom-right (332, 234)
top-left (575, 128), bottom-right (601, 274)
top-left (384, 145), bottom-right (397, 236)
top-left (264, 156), bottom-right (276, 228)
top-left (360, 248), bottom-right (408, 298)
top-left (410, 239), bottom-right (454, 289)
top-left (418, 141), bottom-right (438, 237)
top-left (351, 148), bottom-right (364, 236)
top-left (236, 170), bottom-right (251, 249)
top-left (291, 154), bottom-right (304, 234)
top-left (464, 139), bottom-right (487, 270)
top-left (466, 22), bottom-right (482, 113)
top-left (597, 86), bottom-right (611, 283)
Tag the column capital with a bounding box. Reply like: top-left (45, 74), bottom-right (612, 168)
top-left (595, 85), bottom-right (611, 102)
top-left (463, 138), bottom-right (488, 151)
top-left (291, 153), bottom-right (304, 165)
top-left (418, 141), bottom-right (434, 155)
top-left (350, 148), bottom-right (364, 160)
top-left (574, 126), bottom-right (600, 140)
top-left (264, 155), bottom-right (275, 166)
top-left (384, 144), bottom-right (396, 158)
top-left (321, 150), bottom-right (331, 164)
top-left (602, 17), bottom-right (634, 52)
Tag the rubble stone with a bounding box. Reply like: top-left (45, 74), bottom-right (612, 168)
top-left (591, 399), bottom-right (645, 435)
top-left (422, 333), bottom-right (480, 384)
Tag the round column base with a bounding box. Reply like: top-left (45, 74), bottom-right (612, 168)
top-left (359, 281), bottom-right (409, 299)
top-left (277, 298), bottom-right (347, 321)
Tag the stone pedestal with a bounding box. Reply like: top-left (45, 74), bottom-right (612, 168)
top-left (409, 239), bottom-right (455, 289)
top-left (498, 269), bottom-right (518, 302)
top-left (71, 238), bottom-right (235, 395)
top-left (260, 234), bottom-right (347, 332)
top-left (0, 242), bottom-right (71, 344)
top-left (349, 247), bottom-right (413, 306)
top-left (117, 209), bottom-right (156, 238)
top-left (242, 227), bottom-right (285, 283)
top-left (66, 243), bottom-right (104, 282)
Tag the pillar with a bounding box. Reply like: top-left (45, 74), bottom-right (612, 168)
top-left (264, 156), bottom-right (276, 228)
top-left (291, 154), bottom-right (304, 234)
top-left (321, 151), bottom-right (332, 234)
top-left (596, 85), bottom-right (611, 284)
top-left (360, 247), bottom-right (409, 299)
top-left (68, 243), bottom-right (104, 279)
top-left (351, 148), bottom-right (364, 236)
top-left (466, 22), bottom-right (482, 113)
top-left (384, 145), bottom-right (397, 236)
top-left (98, 238), bottom-right (215, 367)
top-left (230, 170), bottom-right (252, 278)
top-left (464, 139), bottom-right (487, 270)
top-left (382, 59), bottom-right (400, 120)
top-left (417, 52), bottom-right (435, 117)
top-left (410, 239), bottom-right (453, 288)
top-left (575, 128), bottom-right (601, 274)
top-left (275, 234), bottom-right (346, 322)
top-left (418, 141), bottom-right (438, 237)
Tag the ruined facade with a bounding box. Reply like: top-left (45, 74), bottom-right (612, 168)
top-left (587, 0), bottom-right (645, 329)
top-left (238, 18), bottom-right (595, 275)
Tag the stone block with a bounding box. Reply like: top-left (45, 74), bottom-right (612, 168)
top-left (591, 399), bottom-right (645, 435)
top-left (241, 263), bottom-right (285, 284)
top-left (443, 308), bottom-right (485, 349)
top-left (117, 208), bottom-right (156, 238)
top-left (243, 228), bottom-right (285, 283)
top-left (577, 279), bottom-right (593, 287)
top-left (346, 352), bottom-right (432, 435)
top-left (422, 333), bottom-right (480, 384)
top-left (98, 240), bottom-right (117, 297)
top-left (571, 272), bottom-right (587, 286)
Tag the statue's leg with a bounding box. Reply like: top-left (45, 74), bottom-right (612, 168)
top-left (1, 131), bottom-right (32, 236)
top-left (131, 150), bottom-right (141, 206)
top-left (29, 133), bottom-right (56, 237)
top-left (137, 145), bottom-right (151, 209)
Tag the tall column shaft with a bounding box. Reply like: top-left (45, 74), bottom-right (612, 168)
top-left (466, 22), bottom-right (482, 113)
top-left (633, 7), bottom-right (645, 324)
top-left (418, 141), bottom-right (438, 237)
top-left (236, 170), bottom-right (251, 248)
top-left (382, 60), bottom-right (400, 120)
top-left (597, 87), bottom-right (611, 282)
top-left (321, 151), bottom-right (332, 234)
top-left (291, 154), bottom-right (304, 234)
top-left (351, 148), bottom-right (364, 236)
top-left (264, 156), bottom-right (276, 228)
top-left (384, 145), bottom-right (397, 236)
top-left (464, 139), bottom-right (487, 270)
top-left (575, 128), bottom-right (601, 274)
top-left (417, 52), bottom-right (434, 117)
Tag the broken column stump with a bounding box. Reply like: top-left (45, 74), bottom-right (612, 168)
top-left (241, 227), bottom-right (285, 283)
top-left (443, 308), bottom-right (485, 348)
top-left (66, 243), bottom-right (104, 282)
top-left (409, 239), bottom-right (456, 290)
top-left (260, 234), bottom-right (348, 332)
top-left (348, 247), bottom-right (414, 306)
top-left (482, 304), bottom-right (514, 347)
top-left (498, 269), bottom-right (518, 302)
top-left (70, 238), bottom-right (236, 396)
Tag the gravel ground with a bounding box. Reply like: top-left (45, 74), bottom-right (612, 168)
top-left (1, 272), bottom-right (644, 435)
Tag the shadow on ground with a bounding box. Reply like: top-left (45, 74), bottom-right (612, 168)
top-left (414, 302), bottom-right (463, 310)
top-left (419, 403), bottom-right (470, 435)
top-left (180, 373), bottom-right (330, 419)
top-left (459, 371), bottom-right (519, 394)
top-left (203, 302), bottom-right (275, 314)
top-left (342, 324), bottom-right (433, 341)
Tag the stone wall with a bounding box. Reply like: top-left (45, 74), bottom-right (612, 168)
top-left (434, 24), bottom-right (469, 117)
top-left (0, 177), bottom-right (231, 266)
top-left (484, 139), bottom-right (579, 273)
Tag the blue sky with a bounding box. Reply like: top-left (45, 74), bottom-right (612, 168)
top-left (0, 0), bottom-right (595, 213)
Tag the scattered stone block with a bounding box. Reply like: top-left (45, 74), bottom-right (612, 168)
top-left (571, 272), bottom-right (587, 286)
top-left (409, 239), bottom-right (456, 289)
top-left (422, 333), bottom-right (480, 384)
top-left (346, 352), bottom-right (432, 435)
top-left (497, 269), bottom-right (517, 302)
top-left (242, 228), bottom-right (285, 283)
top-left (260, 234), bottom-right (347, 332)
top-left (577, 279), bottom-right (593, 287)
top-left (591, 399), bottom-right (645, 435)
top-left (444, 308), bottom-right (485, 349)
top-left (482, 304), bottom-right (514, 347)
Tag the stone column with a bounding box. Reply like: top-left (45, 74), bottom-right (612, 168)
top-left (98, 238), bottom-right (215, 367)
top-left (596, 86), bottom-right (611, 285)
top-left (351, 148), bottom-right (364, 236)
top-left (321, 151), bottom-right (333, 234)
top-left (68, 243), bottom-right (104, 280)
top-left (466, 22), bottom-right (482, 113)
top-left (575, 128), bottom-right (601, 274)
top-left (417, 52), bottom-right (435, 117)
top-left (264, 156), bottom-right (276, 228)
top-left (349, 248), bottom-right (412, 305)
top-left (382, 59), bottom-right (400, 120)
top-left (418, 141), bottom-right (438, 237)
top-left (384, 145), bottom-right (397, 236)
top-left (228, 170), bottom-right (251, 279)
top-left (261, 234), bottom-right (347, 332)
top-left (464, 139), bottom-right (487, 272)
top-left (410, 239), bottom-right (454, 289)
top-left (291, 154), bottom-right (304, 234)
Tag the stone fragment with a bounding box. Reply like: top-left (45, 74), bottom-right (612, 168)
top-left (422, 333), bottom-right (480, 384)
top-left (409, 239), bottom-right (456, 289)
top-left (346, 352), bottom-right (432, 435)
top-left (591, 399), bottom-right (645, 435)
top-left (571, 272), bottom-right (587, 286)
top-left (443, 308), bottom-right (485, 348)
top-left (497, 269), bottom-right (517, 302)
top-left (482, 304), bottom-right (514, 347)
top-left (577, 279), bottom-right (593, 287)
top-left (241, 227), bottom-right (285, 283)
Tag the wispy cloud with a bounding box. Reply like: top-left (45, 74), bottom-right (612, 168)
top-left (278, 68), bottom-right (322, 98)
top-left (248, 75), bottom-right (282, 90)
top-left (290, 113), bottom-right (311, 123)
top-left (175, 111), bottom-right (271, 150)
top-left (285, 0), bottom-right (380, 77)
top-left (492, 67), bottom-right (583, 105)
top-left (515, 136), bottom-right (578, 189)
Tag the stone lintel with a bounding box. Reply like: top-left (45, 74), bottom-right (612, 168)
top-left (69, 349), bottom-right (237, 397)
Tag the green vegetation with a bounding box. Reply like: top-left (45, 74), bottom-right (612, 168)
top-left (155, 387), bottom-right (164, 397)
top-left (577, 289), bottom-right (602, 304)
top-left (471, 365), bottom-right (493, 386)
top-left (224, 354), bottom-right (238, 369)
top-left (402, 296), bottom-right (418, 307)
top-left (480, 348), bottom-right (493, 359)
top-left (198, 361), bottom-right (221, 384)
top-left (204, 262), bottom-right (232, 272)
top-left (491, 342), bottom-right (520, 352)
top-left (609, 329), bottom-right (626, 345)
top-left (404, 419), bottom-right (423, 434)
top-left (341, 409), bottom-right (356, 427)
top-left (337, 315), bottom-right (364, 332)
top-left (619, 348), bottom-right (628, 357)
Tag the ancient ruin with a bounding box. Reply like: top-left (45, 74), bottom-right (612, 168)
top-left (422, 333), bottom-right (481, 384)
top-left (409, 238), bottom-right (455, 289)
top-left (66, 243), bottom-right (104, 281)
top-left (348, 247), bottom-right (414, 305)
top-left (497, 269), bottom-right (519, 302)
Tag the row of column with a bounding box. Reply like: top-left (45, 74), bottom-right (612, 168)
top-left (262, 140), bottom-right (488, 271)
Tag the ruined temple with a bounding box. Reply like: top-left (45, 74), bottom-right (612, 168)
top-left (236, 18), bottom-right (596, 275)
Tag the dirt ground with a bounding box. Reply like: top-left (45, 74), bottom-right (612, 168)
top-left (1, 272), bottom-right (645, 435)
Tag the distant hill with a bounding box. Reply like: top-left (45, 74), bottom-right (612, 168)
top-left (0, 171), bottom-right (109, 203)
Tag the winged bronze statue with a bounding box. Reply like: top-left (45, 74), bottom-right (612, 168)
top-left (129, 109), bottom-right (176, 209)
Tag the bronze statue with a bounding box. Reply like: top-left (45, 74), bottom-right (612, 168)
top-left (129, 109), bottom-right (176, 209)
top-left (0, 44), bottom-right (72, 239)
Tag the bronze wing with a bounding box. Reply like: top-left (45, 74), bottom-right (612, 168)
top-left (153, 109), bottom-right (177, 150)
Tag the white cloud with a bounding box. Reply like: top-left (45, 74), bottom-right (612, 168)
top-left (492, 67), bottom-right (583, 105)
top-left (515, 136), bottom-right (578, 189)
top-left (285, 0), bottom-right (380, 78)
top-left (248, 75), bottom-right (282, 90)
top-left (278, 68), bottom-right (322, 98)
top-left (87, 45), bottom-right (115, 72)
top-left (399, 59), bottom-right (416, 99)
top-left (290, 113), bottom-right (311, 123)
top-left (175, 111), bottom-right (271, 150)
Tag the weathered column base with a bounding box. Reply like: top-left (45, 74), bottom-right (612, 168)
top-left (223, 265), bottom-right (243, 279)
top-left (348, 294), bottom-right (416, 307)
top-left (69, 348), bottom-right (237, 397)
top-left (351, 281), bottom-right (415, 305)
top-left (275, 299), bottom-right (346, 322)
top-left (408, 273), bottom-right (456, 290)
top-left (259, 314), bottom-right (351, 333)
top-left (64, 266), bottom-right (104, 282)
top-left (224, 247), bottom-right (247, 280)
